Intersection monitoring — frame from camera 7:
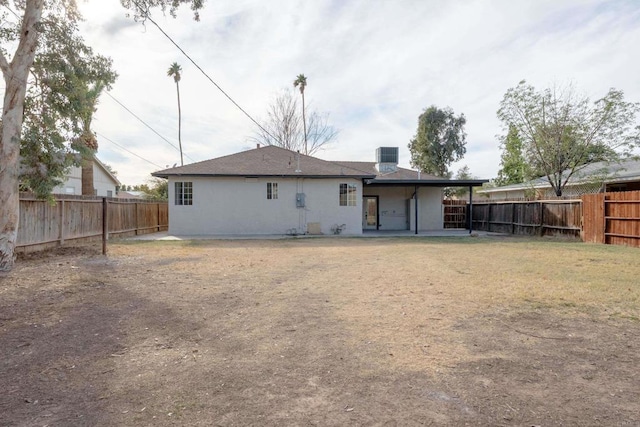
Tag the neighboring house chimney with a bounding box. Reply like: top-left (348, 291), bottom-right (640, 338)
top-left (375, 147), bottom-right (399, 173)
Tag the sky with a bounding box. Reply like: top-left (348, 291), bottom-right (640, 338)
top-left (68, 0), bottom-right (640, 186)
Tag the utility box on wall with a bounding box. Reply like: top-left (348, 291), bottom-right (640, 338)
top-left (296, 193), bottom-right (306, 208)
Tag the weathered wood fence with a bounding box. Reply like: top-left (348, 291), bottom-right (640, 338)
top-left (443, 199), bottom-right (467, 228)
top-left (582, 190), bottom-right (640, 248)
top-left (16, 194), bottom-right (168, 253)
top-left (471, 200), bottom-right (583, 237)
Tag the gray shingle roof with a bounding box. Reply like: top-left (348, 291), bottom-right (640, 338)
top-left (152, 146), bottom-right (375, 178)
top-left (152, 145), bottom-right (458, 182)
top-left (480, 158), bottom-right (640, 193)
top-left (332, 161), bottom-right (443, 180)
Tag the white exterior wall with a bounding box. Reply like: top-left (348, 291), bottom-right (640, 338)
top-left (363, 186), bottom-right (412, 230)
top-left (53, 166), bottom-right (81, 195)
top-left (363, 186), bottom-right (444, 231)
top-left (52, 163), bottom-right (117, 197)
top-left (418, 187), bottom-right (444, 230)
top-left (168, 176), bottom-right (363, 236)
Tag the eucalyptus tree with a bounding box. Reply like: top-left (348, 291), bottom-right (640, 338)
top-left (167, 62), bottom-right (184, 166)
top-left (0, 0), bottom-right (201, 271)
top-left (408, 106), bottom-right (467, 178)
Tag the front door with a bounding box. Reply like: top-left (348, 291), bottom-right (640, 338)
top-left (363, 196), bottom-right (378, 230)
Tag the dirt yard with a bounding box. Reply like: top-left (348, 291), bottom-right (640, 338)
top-left (1, 236), bottom-right (639, 426)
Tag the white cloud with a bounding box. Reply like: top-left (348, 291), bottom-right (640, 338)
top-left (75, 0), bottom-right (640, 184)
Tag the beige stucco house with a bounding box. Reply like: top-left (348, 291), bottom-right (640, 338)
top-left (152, 146), bottom-right (486, 236)
top-left (53, 157), bottom-right (120, 197)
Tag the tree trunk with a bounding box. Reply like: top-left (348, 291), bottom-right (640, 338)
top-left (301, 91), bottom-right (307, 155)
top-left (0, 0), bottom-right (44, 272)
top-left (176, 82), bottom-right (183, 166)
top-left (81, 156), bottom-right (95, 196)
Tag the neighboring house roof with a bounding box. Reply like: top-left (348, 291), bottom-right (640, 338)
top-left (152, 145), bottom-right (488, 187)
top-left (153, 146), bottom-right (374, 179)
top-left (117, 191), bottom-right (146, 199)
top-left (93, 156), bottom-right (121, 186)
top-left (480, 158), bottom-right (640, 194)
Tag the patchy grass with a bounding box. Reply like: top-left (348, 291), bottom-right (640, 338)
top-left (1, 235), bottom-right (639, 426)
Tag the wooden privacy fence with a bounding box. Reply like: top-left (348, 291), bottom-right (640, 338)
top-left (582, 191), bottom-right (640, 248)
top-left (16, 194), bottom-right (168, 253)
top-left (443, 199), bottom-right (467, 228)
top-left (471, 200), bottom-right (582, 237)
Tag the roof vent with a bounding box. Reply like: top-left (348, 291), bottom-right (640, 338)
top-left (375, 147), bottom-right (398, 173)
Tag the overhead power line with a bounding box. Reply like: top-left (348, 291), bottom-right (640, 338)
top-left (104, 91), bottom-right (196, 163)
top-left (130, 0), bottom-right (282, 145)
top-left (96, 132), bottom-right (165, 169)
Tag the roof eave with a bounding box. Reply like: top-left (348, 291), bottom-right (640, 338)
top-left (151, 172), bottom-right (375, 179)
top-left (365, 179), bottom-right (489, 187)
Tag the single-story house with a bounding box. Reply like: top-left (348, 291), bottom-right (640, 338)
top-left (53, 156), bottom-right (120, 197)
top-left (116, 190), bottom-right (148, 200)
top-left (479, 158), bottom-right (640, 201)
top-left (152, 146), bottom-right (487, 236)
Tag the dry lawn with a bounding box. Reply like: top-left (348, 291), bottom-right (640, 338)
top-left (1, 235), bottom-right (639, 426)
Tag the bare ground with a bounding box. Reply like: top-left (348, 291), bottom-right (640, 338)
top-left (1, 236), bottom-right (639, 426)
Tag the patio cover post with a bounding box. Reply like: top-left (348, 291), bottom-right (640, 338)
top-left (414, 185), bottom-right (419, 235)
top-left (468, 185), bottom-right (473, 234)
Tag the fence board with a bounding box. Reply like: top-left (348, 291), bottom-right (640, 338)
top-left (472, 200), bottom-right (582, 237)
top-left (604, 190), bottom-right (640, 248)
top-left (16, 195), bottom-right (168, 252)
top-left (581, 194), bottom-right (604, 243)
top-left (443, 200), bottom-right (467, 228)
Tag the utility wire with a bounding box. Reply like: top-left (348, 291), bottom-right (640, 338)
top-left (130, 0), bottom-right (282, 145)
top-left (96, 132), bottom-right (165, 169)
top-left (2, 4), bottom-right (21, 20)
top-left (104, 91), bottom-right (196, 163)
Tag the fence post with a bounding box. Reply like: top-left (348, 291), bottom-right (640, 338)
top-left (539, 201), bottom-right (544, 237)
top-left (157, 202), bottom-right (161, 231)
top-left (602, 193), bottom-right (607, 245)
top-left (102, 197), bottom-right (108, 255)
top-left (59, 199), bottom-right (65, 246)
top-left (511, 202), bottom-right (515, 235)
top-left (135, 202), bottom-right (139, 235)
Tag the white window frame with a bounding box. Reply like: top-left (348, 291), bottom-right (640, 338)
top-left (267, 182), bottom-right (278, 200)
top-left (339, 183), bottom-right (357, 206)
top-left (175, 181), bottom-right (193, 205)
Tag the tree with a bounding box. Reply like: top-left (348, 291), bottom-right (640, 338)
top-left (76, 82), bottom-right (113, 196)
top-left (293, 74), bottom-right (307, 154)
top-left (495, 125), bottom-right (533, 186)
top-left (167, 62), bottom-right (184, 166)
top-left (144, 177), bottom-right (168, 201)
top-left (253, 89), bottom-right (338, 155)
top-left (445, 165), bottom-right (475, 199)
top-left (497, 81), bottom-right (640, 197)
top-left (1, 0), bottom-right (202, 271)
top-left (408, 106), bottom-right (467, 178)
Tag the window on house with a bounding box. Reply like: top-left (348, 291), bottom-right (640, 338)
top-left (107, 190), bottom-right (113, 198)
top-left (175, 182), bottom-right (193, 205)
top-left (267, 182), bottom-right (278, 200)
top-left (339, 183), bottom-right (357, 206)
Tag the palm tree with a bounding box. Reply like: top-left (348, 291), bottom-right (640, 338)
top-left (167, 62), bottom-right (184, 166)
top-left (77, 82), bottom-right (105, 196)
top-left (293, 74), bottom-right (307, 155)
